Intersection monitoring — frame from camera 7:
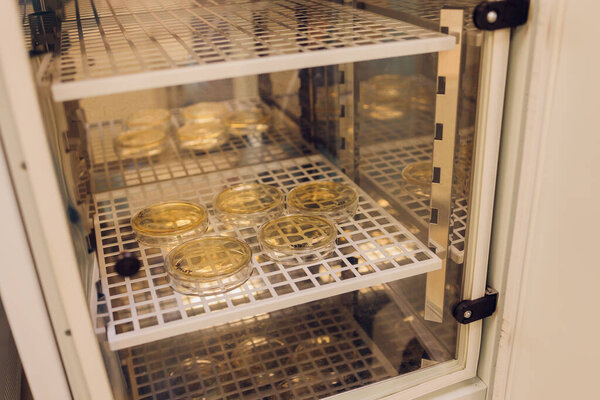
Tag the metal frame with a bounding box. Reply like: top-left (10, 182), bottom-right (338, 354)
top-left (425, 9), bottom-right (464, 323)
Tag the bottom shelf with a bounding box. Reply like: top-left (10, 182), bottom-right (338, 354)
top-left (121, 300), bottom-right (396, 400)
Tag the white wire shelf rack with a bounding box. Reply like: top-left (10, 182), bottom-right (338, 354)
top-left (121, 300), bottom-right (396, 400)
top-left (93, 154), bottom-right (441, 350)
top-left (88, 101), bottom-right (313, 192)
top-left (359, 136), bottom-right (467, 264)
top-left (50, 0), bottom-right (455, 101)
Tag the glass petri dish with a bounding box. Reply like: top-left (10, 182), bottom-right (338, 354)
top-left (131, 201), bottom-right (209, 248)
top-left (225, 105), bottom-right (271, 136)
top-left (258, 215), bottom-right (336, 265)
top-left (287, 181), bottom-right (359, 222)
top-left (166, 236), bottom-right (252, 296)
top-left (181, 102), bottom-right (228, 124)
top-left (126, 108), bottom-right (172, 131)
top-left (402, 161), bottom-right (432, 197)
top-left (215, 183), bottom-right (284, 226)
top-left (166, 356), bottom-right (224, 400)
top-left (114, 128), bottom-right (167, 158)
top-left (176, 121), bottom-right (228, 151)
top-left (361, 74), bottom-right (409, 120)
top-left (231, 336), bottom-right (286, 385)
top-left (278, 373), bottom-right (322, 399)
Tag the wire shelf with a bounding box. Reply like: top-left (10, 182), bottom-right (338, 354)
top-left (121, 300), bottom-right (396, 399)
top-left (357, 0), bottom-right (481, 31)
top-left (359, 136), bottom-right (467, 264)
top-left (50, 0), bottom-right (454, 101)
top-left (88, 101), bottom-right (313, 192)
top-left (93, 154), bottom-right (440, 350)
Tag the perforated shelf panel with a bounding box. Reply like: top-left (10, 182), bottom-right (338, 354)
top-left (121, 301), bottom-right (396, 399)
top-left (94, 154), bottom-right (441, 350)
top-left (88, 101), bottom-right (313, 192)
top-left (360, 136), bottom-right (467, 264)
top-left (51, 0), bottom-right (455, 101)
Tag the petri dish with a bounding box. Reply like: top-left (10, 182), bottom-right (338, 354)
top-left (126, 108), bottom-right (172, 131)
top-left (176, 121), bottom-right (228, 151)
top-left (287, 181), bottom-right (359, 222)
top-left (278, 373), bottom-right (322, 399)
top-left (231, 336), bottom-right (286, 385)
top-left (361, 74), bottom-right (408, 120)
top-left (225, 105), bottom-right (271, 136)
top-left (181, 102), bottom-right (228, 124)
top-left (166, 356), bottom-right (224, 400)
top-left (402, 161), bottom-right (432, 197)
top-left (114, 128), bottom-right (167, 158)
top-left (166, 236), bottom-right (252, 296)
top-left (258, 215), bottom-right (336, 265)
top-left (215, 183), bottom-right (284, 226)
top-left (131, 201), bottom-right (209, 248)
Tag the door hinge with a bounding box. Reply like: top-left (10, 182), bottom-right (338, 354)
top-left (473, 0), bottom-right (529, 30)
top-left (453, 287), bottom-right (499, 324)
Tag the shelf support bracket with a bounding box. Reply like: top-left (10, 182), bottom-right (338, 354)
top-left (425, 8), bottom-right (464, 323)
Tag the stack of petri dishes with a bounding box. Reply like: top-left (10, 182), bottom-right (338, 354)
top-left (224, 104), bottom-right (271, 136)
top-left (114, 108), bottom-right (172, 158)
top-left (178, 101), bottom-right (229, 152)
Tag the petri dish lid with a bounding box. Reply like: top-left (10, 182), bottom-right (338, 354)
top-left (402, 161), bottom-right (432, 187)
top-left (126, 109), bottom-right (171, 128)
top-left (177, 121), bottom-right (225, 141)
top-left (182, 102), bottom-right (228, 122)
top-left (287, 181), bottom-right (358, 214)
top-left (215, 183), bottom-right (283, 215)
top-left (115, 128), bottom-right (166, 149)
top-left (131, 201), bottom-right (207, 237)
top-left (225, 107), bottom-right (270, 126)
top-left (259, 215), bottom-right (336, 253)
top-left (167, 236), bottom-right (252, 280)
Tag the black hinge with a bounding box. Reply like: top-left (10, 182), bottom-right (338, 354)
top-left (28, 11), bottom-right (60, 55)
top-left (473, 0), bottom-right (530, 30)
top-left (453, 287), bottom-right (499, 324)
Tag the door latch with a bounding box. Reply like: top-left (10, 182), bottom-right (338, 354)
top-left (473, 0), bottom-right (529, 30)
top-left (453, 287), bottom-right (499, 324)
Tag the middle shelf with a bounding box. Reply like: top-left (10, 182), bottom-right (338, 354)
top-left (94, 154), bottom-right (441, 350)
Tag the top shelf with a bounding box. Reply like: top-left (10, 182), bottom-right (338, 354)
top-left (49, 0), bottom-right (455, 101)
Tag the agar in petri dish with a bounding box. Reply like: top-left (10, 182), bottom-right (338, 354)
top-left (225, 105), bottom-right (271, 136)
top-left (181, 102), bottom-right (228, 124)
top-left (287, 181), bottom-right (359, 222)
top-left (176, 121), bottom-right (228, 151)
top-left (402, 161), bottom-right (433, 197)
top-left (126, 108), bottom-right (171, 131)
top-left (114, 128), bottom-right (167, 158)
top-left (215, 183), bottom-right (284, 226)
top-left (131, 201), bottom-right (208, 248)
top-left (166, 236), bottom-right (252, 296)
top-left (258, 215), bottom-right (336, 265)
top-left (361, 74), bottom-right (409, 120)
top-left (231, 336), bottom-right (286, 385)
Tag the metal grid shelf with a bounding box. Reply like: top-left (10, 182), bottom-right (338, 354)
top-left (88, 101), bottom-right (313, 192)
top-left (51, 0), bottom-right (455, 101)
top-left (357, 0), bottom-right (481, 31)
top-left (94, 154), bottom-right (440, 350)
top-left (359, 136), bottom-right (467, 264)
top-left (121, 301), bottom-right (396, 399)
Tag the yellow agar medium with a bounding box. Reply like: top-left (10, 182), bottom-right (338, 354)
top-left (181, 102), bottom-right (228, 123)
top-left (259, 215), bottom-right (336, 253)
top-left (168, 236), bottom-right (252, 279)
top-left (215, 183), bottom-right (283, 215)
top-left (131, 201), bottom-right (207, 237)
top-left (287, 181), bottom-right (358, 213)
top-left (402, 161), bottom-right (433, 188)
